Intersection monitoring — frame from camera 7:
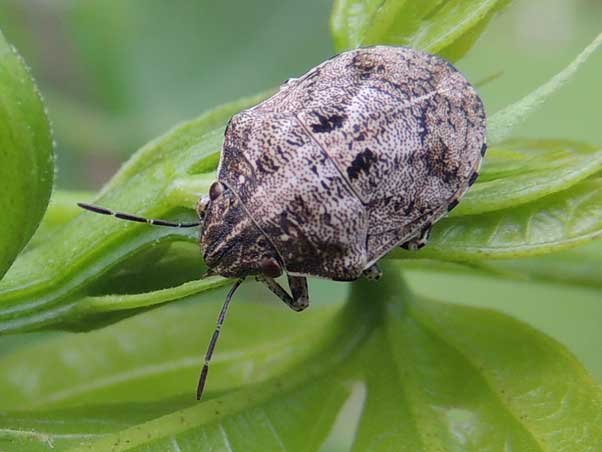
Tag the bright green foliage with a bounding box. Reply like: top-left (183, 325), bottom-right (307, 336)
top-left (0, 31), bottom-right (54, 279)
top-left (24, 190), bottom-right (93, 250)
top-left (0, 2), bottom-right (602, 451)
top-left (488, 240), bottom-right (602, 289)
top-left (488, 32), bottom-right (602, 144)
top-left (457, 140), bottom-right (602, 216)
top-left (0, 93), bottom-right (268, 334)
top-left (390, 177), bottom-right (602, 262)
top-left (0, 269), bottom-right (601, 451)
top-left (330, 0), bottom-right (511, 60)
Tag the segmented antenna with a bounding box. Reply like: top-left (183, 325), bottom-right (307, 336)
top-left (197, 278), bottom-right (245, 400)
top-left (77, 203), bottom-right (201, 228)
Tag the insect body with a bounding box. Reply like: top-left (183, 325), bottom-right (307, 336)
top-left (202, 45), bottom-right (485, 293)
top-left (79, 46), bottom-right (486, 399)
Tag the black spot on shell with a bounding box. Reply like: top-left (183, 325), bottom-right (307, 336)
top-left (347, 148), bottom-right (378, 181)
top-left (422, 139), bottom-right (458, 183)
top-left (447, 199), bottom-right (459, 212)
top-left (278, 211), bottom-right (291, 234)
top-left (349, 52), bottom-right (377, 79)
top-left (469, 172), bottom-right (479, 186)
top-left (481, 143), bottom-right (488, 157)
top-left (256, 155), bottom-right (279, 175)
top-left (310, 112), bottom-right (346, 133)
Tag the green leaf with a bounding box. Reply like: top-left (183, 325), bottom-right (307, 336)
top-left (2, 266), bottom-right (601, 451)
top-left (484, 239), bottom-right (602, 289)
top-left (397, 178), bottom-right (602, 261)
top-left (25, 190), bottom-right (93, 251)
top-left (0, 30), bottom-right (54, 279)
top-left (330, 0), bottom-right (511, 60)
top-left (488, 32), bottom-right (602, 145)
top-left (455, 140), bottom-right (602, 216)
top-left (392, 240), bottom-right (602, 291)
top-left (0, 285), bottom-right (352, 411)
top-left (0, 92), bottom-right (269, 334)
top-left (0, 404), bottom-right (183, 452)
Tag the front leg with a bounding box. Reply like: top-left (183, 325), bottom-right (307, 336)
top-left (256, 275), bottom-right (309, 312)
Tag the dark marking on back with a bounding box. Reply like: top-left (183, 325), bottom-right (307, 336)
top-left (481, 143), bottom-right (487, 156)
top-left (347, 148), bottom-right (378, 181)
top-left (256, 154), bottom-right (279, 175)
top-left (469, 172), bottom-right (479, 186)
top-left (310, 112), bottom-right (346, 134)
top-left (349, 52), bottom-right (376, 78)
top-left (421, 139), bottom-right (459, 183)
top-left (447, 199), bottom-right (459, 212)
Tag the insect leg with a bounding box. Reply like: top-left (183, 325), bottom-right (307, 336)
top-left (256, 275), bottom-right (309, 312)
top-left (362, 262), bottom-right (382, 280)
top-left (400, 224), bottom-right (432, 251)
top-left (288, 276), bottom-right (309, 311)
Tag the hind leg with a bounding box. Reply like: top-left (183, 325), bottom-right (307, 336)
top-left (400, 225), bottom-right (432, 251)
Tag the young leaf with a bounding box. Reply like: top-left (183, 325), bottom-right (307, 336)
top-left (0, 31), bottom-right (54, 279)
top-left (456, 140), bottom-right (602, 216)
top-left (488, 32), bottom-right (602, 144)
top-left (0, 286), bottom-right (352, 411)
top-left (484, 239), bottom-right (602, 289)
top-left (0, 93), bottom-right (268, 334)
top-left (0, 403), bottom-right (185, 452)
top-left (4, 266), bottom-right (599, 451)
top-left (330, 0), bottom-right (511, 61)
top-left (400, 178), bottom-right (602, 262)
top-left (25, 190), bottom-right (93, 251)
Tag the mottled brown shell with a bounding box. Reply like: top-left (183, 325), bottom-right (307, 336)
top-left (206, 45), bottom-right (486, 281)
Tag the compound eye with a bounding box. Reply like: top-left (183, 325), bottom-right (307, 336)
top-left (209, 181), bottom-right (225, 201)
top-left (260, 256), bottom-right (282, 279)
top-left (196, 196), bottom-right (210, 219)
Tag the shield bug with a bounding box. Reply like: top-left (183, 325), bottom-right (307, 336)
top-left (79, 45), bottom-right (486, 400)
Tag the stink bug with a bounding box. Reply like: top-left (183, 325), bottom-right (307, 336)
top-left (79, 45), bottom-right (486, 400)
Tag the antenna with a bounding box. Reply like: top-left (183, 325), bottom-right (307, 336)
top-left (197, 278), bottom-right (245, 400)
top-left (77, 203), bottom-right (201, 228)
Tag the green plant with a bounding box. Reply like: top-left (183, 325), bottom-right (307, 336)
top-left (0, 30), bottom-right (54, 281)
top-left (1, 1), bottom-right (601, 450)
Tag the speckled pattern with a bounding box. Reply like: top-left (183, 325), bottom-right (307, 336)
top-left (201, 46), bottom-right (486, 281)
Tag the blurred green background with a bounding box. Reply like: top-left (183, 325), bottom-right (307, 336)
top-left (0, 0), bottom-right (600, 381)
